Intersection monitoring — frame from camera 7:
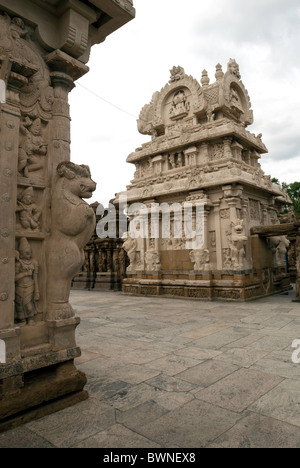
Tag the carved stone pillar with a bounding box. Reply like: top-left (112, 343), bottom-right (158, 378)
top-left (227, 197), bottom-right (239, 222)
top-left (0, 0), bottom-right (135, 431)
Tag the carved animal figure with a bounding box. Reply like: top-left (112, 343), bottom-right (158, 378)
top-left (122, 234), bottom-right (137, 271)
top-left (46, 162), bottom-right (96, 319)
top-left (230, 219), bottom-right (247, 269)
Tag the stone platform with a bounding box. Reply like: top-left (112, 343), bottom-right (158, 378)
top-left (1, 287), bottom-right (300, 448)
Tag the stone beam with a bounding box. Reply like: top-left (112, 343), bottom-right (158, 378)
top-left (0, 0), bottom-right (135, 62)
top-left (250, 223), bottom-right (299, 238)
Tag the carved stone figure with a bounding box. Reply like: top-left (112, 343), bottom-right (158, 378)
top-left (18, 117), bottom-right (47, 177)
top-left (123, 234), bottom-right (138, 271)
top-left (227, 58), bottom-right (241, 79)
top-left (16, 187), bottom-right (41, 231)
top-left (15, 237), bottom-right (39, 324)
top-left (229, 219), bottom-right (247, 269)
top-left (169, 66), bottom-right (185, 83)
top-left (223, 248), bottom-right (232, 268)
top-left (145, 250), bottom-right (161, 271)
top-left (189, 249), bottom-right (211, 271)
top-left (169, 90), bottom-right (190, 119)
top-left (46, 162), bottom-right (96, 319)
top-left (268, 236), bottom-right (290, 268)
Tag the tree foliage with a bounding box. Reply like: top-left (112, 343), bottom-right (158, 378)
top-left (272, 179), bottom-right (300, 216)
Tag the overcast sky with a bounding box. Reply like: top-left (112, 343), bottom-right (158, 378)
top-left (69, 0), bottom-right (300, 207)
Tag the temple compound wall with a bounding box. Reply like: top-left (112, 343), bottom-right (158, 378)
top-left (116, 61), bottom-right (291, 301)
top-left (0, 0), bottom-right (135, 431)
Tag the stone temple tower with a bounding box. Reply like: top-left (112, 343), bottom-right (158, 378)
top-left (116, 60), bottom-right (291, 301)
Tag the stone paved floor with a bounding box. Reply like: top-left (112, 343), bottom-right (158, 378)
top-left (1, 287), bottom-right (300, 448)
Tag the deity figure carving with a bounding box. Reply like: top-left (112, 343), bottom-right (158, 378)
top-left (268, 236), bottom-right (290, 268)
top-left (46, 162), bottom-right (96, 319)
top-left (122, 234), bottom-right (138, 271)
top-left (228, 219), bottom-right (247, 269)
top-left (169, 90), bottom-right (190, 119)
top-left (145, 250), bottom-right (161, 271)
top-left (18, 117), bottom-right (47, 177)
top-left (189, 249), bottom-right (211, 271)
top-left (15, 237), bottom-right (39, 324)
top-left (223, 248), bottom-right (232, 268)
top-left (276, 237), bottom-right (290, 267)
top-left (16, 187), bottom-right (41, 231)
top-left (212, 143), bottom-right (224, 161)
top-left (169, 154), bottom-right (176, 169)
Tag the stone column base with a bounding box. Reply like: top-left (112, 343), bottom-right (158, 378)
top-left (0, 350), bottom-right (87, 432)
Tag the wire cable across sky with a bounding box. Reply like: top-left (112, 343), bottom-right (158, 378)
top-left (77, 82), bottom-right (138, 120)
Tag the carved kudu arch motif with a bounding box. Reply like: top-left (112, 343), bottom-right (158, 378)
top-left (138, 69), bottom-right (206, 136)
top-left (221, 70), bottom-right (253, 126)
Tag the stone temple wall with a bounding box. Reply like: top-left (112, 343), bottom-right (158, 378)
top-left (115, 61), bottom-right (291, 301)
top-left (0, 0), bottom-right (135, 431)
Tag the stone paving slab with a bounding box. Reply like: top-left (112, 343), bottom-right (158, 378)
top-left (249, 379), bottom-right (300, 427)
top-left (207, 412), bottom-right (300, 448)
top-left (194, 368), bottom-right (283, 413)
top-left (0, 288), bottom-right (300, 448)
top-left (127, 399), bottom-right (242, 448)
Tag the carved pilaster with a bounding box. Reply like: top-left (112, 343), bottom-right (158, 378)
top-left (0, 99), bottom-right (20, 331)
top-left (212, 200), bottom-right (223, 269)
